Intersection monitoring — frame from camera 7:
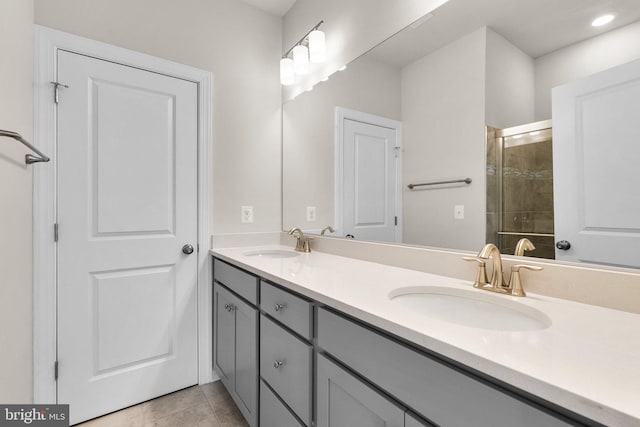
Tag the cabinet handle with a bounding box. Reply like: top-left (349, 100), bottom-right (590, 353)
top-left (273, 360), bottom-right (284, 369)
top-left (224, 304), bottom-right (235, 312)
top-left (274, 303), bottom-right (286, 312)
top-left (224, 304), bottom-right (229, 311)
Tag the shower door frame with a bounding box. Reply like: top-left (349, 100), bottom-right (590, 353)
top-left (492, 119), bottom-right (553, 256)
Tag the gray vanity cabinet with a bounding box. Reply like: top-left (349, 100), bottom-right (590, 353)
top-left (405, 413), bottom-right (431, 427)
top-left (212, 257), bottom-right (595, 427)
top-left (213, 261), bottom-right (259, 427)
top-left (316, 354), bottom-right (405, 427)
top-left (259, 280), bottom-right (314, 427)
top-left (317, 307), bottom-right (576, 427)
top-left (260, 380), bottom-right (304, 427)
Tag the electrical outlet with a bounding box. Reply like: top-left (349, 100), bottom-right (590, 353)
top-left (241, 206), bottom-right (254, 223)
top-left (306, 206), bottom-right (317, 222)
top-left (454, 205), bottom-right (464, 219)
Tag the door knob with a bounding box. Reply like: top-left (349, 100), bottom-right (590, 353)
top-left (345, 234), bottom-right (355, 239)
top-left (182, 244), bottom-right (194, 255)
top-left (555, 240), bottom-right (571, 250)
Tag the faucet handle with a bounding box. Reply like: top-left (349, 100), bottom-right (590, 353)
top-left (508, 264), bottom-right (543, 297)
top-left (301, 236), bottom-right (313, 253)
top-left (462, 256), bottom-right (489, 289)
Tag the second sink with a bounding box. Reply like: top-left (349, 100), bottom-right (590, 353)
top-left (389, 286), bottom-right (551, 332)
top-left (243, 249), bottom-right (300, 259)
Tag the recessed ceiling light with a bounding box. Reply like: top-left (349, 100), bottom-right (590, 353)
top-left (592, 14), bottom-right (615, 27)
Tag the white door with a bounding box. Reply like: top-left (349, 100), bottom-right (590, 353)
top-left (552, 58), bottom-right (640, 268)
top-left (340, 115), bottom-right (401, 242)
top-left (56, 50), bottom-right (198, 424)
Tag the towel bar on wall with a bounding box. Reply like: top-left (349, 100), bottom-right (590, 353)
top-left (407, 177), bottom-right (472, 190)
top-left (0, 129), bottom-right (50, 164)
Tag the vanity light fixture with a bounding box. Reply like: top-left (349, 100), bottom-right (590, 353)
top-left (280, 20), bottom-right (326, 86)
top-left (293, 44), bottom-right (310, 75)
top-left (592, 14), bottom-right (615, 27)
top-left (309, 29), bottom-right (326, 63)
top-left (280, 57), bottom-right (295, 86)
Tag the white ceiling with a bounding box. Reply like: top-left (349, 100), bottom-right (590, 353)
top-left (238, 0), bottom-right (297, 16)
top-left (367, 0), bottom-right (640, 67)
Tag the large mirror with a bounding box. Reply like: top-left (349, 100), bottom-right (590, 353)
top-left (283, 0), bottom-right (640, 269)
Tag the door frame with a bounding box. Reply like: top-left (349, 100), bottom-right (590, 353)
top-left (32, 25), bottom-right (214, 403)
top-left (334, 107), bottom-right (403, 242)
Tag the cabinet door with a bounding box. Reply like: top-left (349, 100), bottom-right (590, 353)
top-left (213, 284), bottom-right (236, 385)
top-left (316, 354), bottom-right (404, 427)
top-left (260, 380), bottom-right (304, 427)
top-left (233, 295), bottom-right (258, 425)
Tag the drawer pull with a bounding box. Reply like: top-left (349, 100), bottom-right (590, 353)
top-left (274, 303), bottom-right (286, 312)
top-left (273, 360), bottom-right (285, 369)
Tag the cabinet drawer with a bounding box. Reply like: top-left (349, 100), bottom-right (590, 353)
top-left (261, 280), bottom-right (313, 340)
top-left (260, 314), bottom-right (312, 426)
top-left (260, 380), bottom-right (304, 427)
top-left (317, 308), bottom-right (573, 427)
top-left (316, 354), bottom-right (404, 427)
top-left (213, 258), bottom-right (258, 305)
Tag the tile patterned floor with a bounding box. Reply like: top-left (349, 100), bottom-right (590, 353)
top-left (76, 382), bottom-right (249, 427)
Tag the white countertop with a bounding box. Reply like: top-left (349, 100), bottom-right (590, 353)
top-left (211, 245), bottom-right (640, 426)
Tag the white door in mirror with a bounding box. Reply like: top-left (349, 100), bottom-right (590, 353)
top-left (553, 58), bottom-right (640, 268)
top-left (340, 116), bottom-right (401, 242)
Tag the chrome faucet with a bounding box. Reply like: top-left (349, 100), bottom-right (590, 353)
top-left (514, 238), bottom-right (535, 256)
top-left (320, 225), bottom-right (335, 236)
top-left (288, 227), bottom-right (312, 252)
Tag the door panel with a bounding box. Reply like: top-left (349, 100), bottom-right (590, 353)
top-left (316, 354), bottom-right (404, 427)
top-left (214, 285), bottom-right (236, 384)
top-left (57, 50), bottom-right (198, 424)
top-left (552, 58), bottom-right (640, 268)
top-left (93, 79), bottom-right (176, 235)
top-left (234, 297), bottom-right (258, 423)
top-left (343, 118), bottom-right (399, 242)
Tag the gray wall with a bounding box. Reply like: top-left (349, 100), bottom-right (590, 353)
top-left (0, 0), bottom-right (34, 403)
top-left (401, 28), bottom-right (487, 250)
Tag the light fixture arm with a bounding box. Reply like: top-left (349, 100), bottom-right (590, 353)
top-left (282, 20), bottom-right (324, 58)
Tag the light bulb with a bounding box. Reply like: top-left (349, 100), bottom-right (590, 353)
top-left (280, 57), bottom-right (295, 86)
top-left (293, 45), bottom-right (310, 75)
top-left (308, 29), bottom-right (326, 63)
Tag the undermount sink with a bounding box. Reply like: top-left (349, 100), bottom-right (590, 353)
top-left (243, 249), bottom-right (300, 259)
top-left (389, 286), bottom-right (551, 332)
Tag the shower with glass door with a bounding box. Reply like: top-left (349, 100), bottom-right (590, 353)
top-left (486, 120), bottom-right (555, 259)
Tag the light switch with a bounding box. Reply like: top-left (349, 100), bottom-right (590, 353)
top-left (241, 206), bottom-right (254, 223)
top-left (306, 206), bottom-right (317, 222)
top-left (454, 205), bottom-right (464, 219)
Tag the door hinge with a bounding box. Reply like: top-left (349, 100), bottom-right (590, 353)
top-left (54, 223), bottom-right (59, 242)
top-left (54, 361), bottom-right (58, 381)
top-left (197, 243), bottom-right (200, 252)
top-left (395, 216), bottom-right (398, 226)
top-left (50, 81), bottom-right (69, 104)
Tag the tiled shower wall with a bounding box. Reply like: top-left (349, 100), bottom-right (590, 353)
top-left (487, 128), bottom-right (555, 259)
